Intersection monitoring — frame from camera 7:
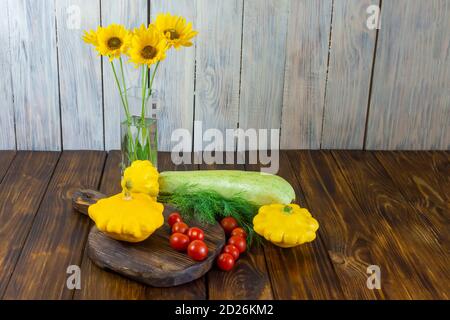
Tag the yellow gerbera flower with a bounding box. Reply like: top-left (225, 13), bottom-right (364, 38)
top-left (128, 24), bottom-right (168, 67)
top-left (153, 13), bottom-right (198, 49)
top-left (82, 29), bottom-right (99, 46)
top-left (95, 24), bottom-right (131, 61)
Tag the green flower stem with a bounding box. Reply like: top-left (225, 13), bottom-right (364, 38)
top-left (148, 61), bottom-right (160, 99)
top-left (110, 60), bottom-right (134, 160)
top-left (110, 61), bottom-right (127, 113)
top-left (119, 57), bottom-right (130, 118)
top-left (140, 66), bottom-right (148, 122)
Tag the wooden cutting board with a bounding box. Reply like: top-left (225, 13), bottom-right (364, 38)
top-left (72, 190), bottom-right (226, 287)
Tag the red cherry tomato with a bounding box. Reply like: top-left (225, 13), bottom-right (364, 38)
top-left (172, 222), bottom-right (189, 234)
top-left (228, 236), bottom-right (246, 253)
top-left (187, 240), bottom-right (208, 261)
top-left (169, 233), bottom-right (190, 252)
top-left (187, 227), bottom-right (205, 241)
top-left (217, 253), bottom-right (235, 271)
top-left (222, 244), bottom-right (240, 260)
top-left (220, 217), bottom-right (238, 235)
top-left (231, 227), bottom-right (247, 239)
top-left (168, 212), bottom-right (182, 227)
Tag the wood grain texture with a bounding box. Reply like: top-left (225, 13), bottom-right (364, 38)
top-left (366, 0), bottom-right (450, 149)
top-left (0, 152), bottom-right (60, 297)
top-left (71, 188), bottom-right (224, 287)
top-left (3, 151), bottom-right (105, 299)
top-left (332, 151), bottom-right (449, 299)
top-left (195, 0), bottom-right (243, 151)
top-left (280, 0), bottom-right (332, 149)
top-left (76, 151), bottom-right (149, 299)
top-left (87, 206), bottom-right (225, 287)
top-left (102, 0), bottom-right (148, 150)
top-left (8, 0), bottom-right (61, 150)
top-left (374, 151), bottom-right (450, 250)
top-left (246, 151), bottom-right (344, 299)
top-left (0, 1), bottom-right (15, 149)
top-left (0, 151), bottom-right (15, 183)
top-left (72, 189), bottom-right (106, 215)
top-left (288, 150), bottom-right (412, 299)
top-left (201, 152), bottom-right (273, 300)
top-left (56, 0), bottom-right (103, 150)
top-left (151, 1), bottom-right (196, 152)
top-left (239, 0), bottom-right (288, 142)
top-left (321, 0), bottom-right (378, 149)
top-left (76, 152), bottom-right (206, 299)
top-left (434, 151), bottom-right (450, 194)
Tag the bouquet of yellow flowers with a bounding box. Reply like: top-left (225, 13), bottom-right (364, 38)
top-left (83, 13), bottom-right (198, 168)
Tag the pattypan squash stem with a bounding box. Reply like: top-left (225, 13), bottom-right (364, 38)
top-left (283, 205), bottom-right (293, 214)
top-left (123, 190), bottom-right (132, 201)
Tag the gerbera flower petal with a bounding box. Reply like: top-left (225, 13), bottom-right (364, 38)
top-left (153, 13), bottom-right (198, 49)
top-left (127, 25), bottom-right (168, 67)
top-left (93, 23), bottom-right (131, 60)
top-left (82, 29), bottom-right (99, 46)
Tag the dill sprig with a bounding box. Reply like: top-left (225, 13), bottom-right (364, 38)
top-left (158, 185), bottom-right (261, 246)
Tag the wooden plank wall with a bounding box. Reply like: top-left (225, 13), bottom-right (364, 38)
top-left (239, 0), bottom-right (289, 138)
top-left (280, 0), bottom-right (332, 149)
top-left (151, 0), bottom-right (196, 152)
top-left (102, 0), bottom-right (148, 150)
top-left (0, 1), bottom-right (15, 149)
top-left (366, 0), bottom-right (450, 149)
top-left (56, 0), bottom-right (103, 150)
top-left (7, 0), bottom-right (61, 150)
top-left (0, 0), bottom-right (449, 151)
top-left (195, 0), bottom-right (243, 151)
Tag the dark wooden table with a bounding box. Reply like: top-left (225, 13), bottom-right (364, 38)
top-left (0, 150), bottom-right (448, 300)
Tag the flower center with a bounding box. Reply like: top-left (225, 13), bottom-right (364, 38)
top-left (107, 37), bottom-right (122, 49)
top-left (141, 46), bottom-right (157, 59)
top-left (165, 29), bottom-right (180, 40)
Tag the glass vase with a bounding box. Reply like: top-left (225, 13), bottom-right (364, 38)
top-left (120, 87), bottom-right (159, 173)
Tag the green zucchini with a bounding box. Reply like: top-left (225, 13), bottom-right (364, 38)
top-left (159, 170), bottom-right (295, 206)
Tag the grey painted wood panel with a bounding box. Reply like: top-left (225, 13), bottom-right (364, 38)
top-left (151, 0), bottom-right (196, 152)
top-left (8, 0), bottom-right (61, 150)
top-left (56, 0), bottom-right (103, 150)
top-left (195, 0), bottom-right (243, 151)
top-left (280, 0), bottom-right (332, 149)
top-left (102, 0), bottom-right (148, 151)
top-left (321, 0), bottom-right (378, 149)
top-left (239, 0), bottom-right (289, 149)
top-left (1, 0), bottom-right (448, 151)
top-left (366, 0), bottom-right (450, 150)
top-left (0, 1), bottom-right (15, 150)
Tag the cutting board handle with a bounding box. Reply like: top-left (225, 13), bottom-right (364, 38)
top-left (72, 189), bottom-right (106, 216)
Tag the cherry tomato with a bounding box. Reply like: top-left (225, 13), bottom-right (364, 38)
top-left (172, 222), bottom-right (189, 234)
top-left (231, 227), bottom-right (247, 239)
top-left (168, 212), bottom-right (182, 227)
top-left (187, 227), bottom-right (205, 241)
top-left (220, 217), bottom-right (238, 235)
top-left (187, 240), bottom-right (208, 261)
top-left (228, 236), bottom-right (246, 253)
top-left (217, 253), bottom-right (235, 271)
top-left (222, 244), bottom-right (240, 260)
top-left (169, 233), bottom-right (190, 252)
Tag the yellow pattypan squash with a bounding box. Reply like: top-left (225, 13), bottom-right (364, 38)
top-left (253, 203), bottom-right (319, 248)
top-left (121, 160), bottom-right (159, 197)
top-left (88, 192), bottom-right (164, 242)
